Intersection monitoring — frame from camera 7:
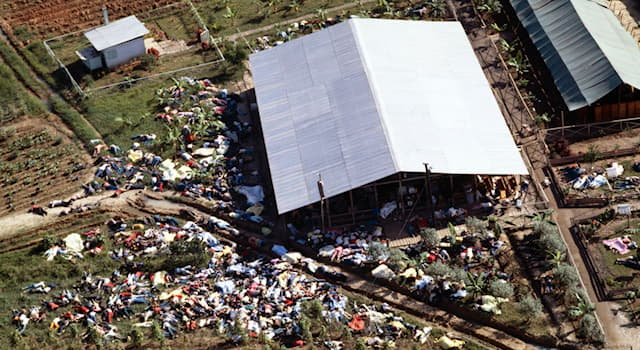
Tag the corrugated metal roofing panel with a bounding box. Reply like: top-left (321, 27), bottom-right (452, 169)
top-left (84, 16), bottom-right (149, 51)
top-left (250, 19), bottom-right (527, 214)
top-left (510, 0), bottom-right (640, 111)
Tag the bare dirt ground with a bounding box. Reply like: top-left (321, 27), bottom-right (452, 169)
top-left (567, 129), bottom-right (640, 154)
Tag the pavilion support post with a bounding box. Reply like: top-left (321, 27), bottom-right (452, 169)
top-left (424, 163), bottom-right (435, 225)
top-left (399, 174), bottom-right (405, 216)
top-left (318, 174), bottom-right (326, 233)
top-left (373, 183), bottom-right (379, 219)
top-left (349, 190), bottom-right (356, 224)
top-left (326, 197), bottom-right (332, 228)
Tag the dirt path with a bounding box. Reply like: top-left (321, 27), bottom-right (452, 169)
top-left (227, 0), bottom-right (376, 41)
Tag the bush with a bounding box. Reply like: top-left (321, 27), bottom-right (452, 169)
top-left (301, 299), bottom-right (323, 320)
top-left (387, 248), bottom-right (410, 271)
top-left (38, 234), bottom-right (58, 253)
top-left (488, 279), bottom-right (514, 298)
top-left (553, 263), bottom-right (580, 288)
top-left (130, 327), bottom-right (144, 348)
top-left (537, 222), bottom-right (567, 255)
top-left (577, 314), bottom-right (604, 343)
top-left (425, 261), bottom-right (452, 279)
top-left (369, 241), bottom-right (390, 261)
top-left (138, 54), bottom-right (158, 71)
top-left (465, 216), bottom-right (486, 234)
top-left (517, 295), bottom-right (544, 319)
top-left (419, 228), bottom-right (440, 248)
top-left (222, 40), bottom-right (248, 65)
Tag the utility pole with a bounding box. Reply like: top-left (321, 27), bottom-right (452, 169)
top-left (424, 163), bottom-right (435, 225)
top-left (317, 174), bottom-right (326, 233)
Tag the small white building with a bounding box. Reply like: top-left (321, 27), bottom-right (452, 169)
top-left (77, 16), bottom-right (149, 71)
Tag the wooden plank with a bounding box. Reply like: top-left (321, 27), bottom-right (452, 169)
top-left (594, 105), bottom-right (603, 122)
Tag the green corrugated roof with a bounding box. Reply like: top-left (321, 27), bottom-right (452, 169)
top-left (511, 0), bottom-right (640, 111)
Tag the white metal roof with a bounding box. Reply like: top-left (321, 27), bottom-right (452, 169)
top-left (250, 19), bottom-right (528, 214)
top-left (84, 16), bottom-right (149, 51)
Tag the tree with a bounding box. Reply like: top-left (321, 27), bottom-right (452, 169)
top-left (315, 8), bottom-right (328, 22)
top-left (547, 249), bottom-right (566, 269)
top-left (488, 279), bottom-right (514, 298)
top-left (419, 228), bottom-right (440, 249)
top-left (536, 222), bottom-right (567, 255)
top-left (517, 295), bottom-right (544, 320)
top-left (568, 293), bottom-right (595, 320)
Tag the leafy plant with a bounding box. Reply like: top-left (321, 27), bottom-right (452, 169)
top-left (466, 272), bottom-right (486, 297)
top-left (488, 279), bottom-right (514, 298)
top-left (583, 144), bottom-right (601, 164)
top-left (419, 228), bottom-right (440, 249)
top-left (517, 295), bottom-right (544, 320)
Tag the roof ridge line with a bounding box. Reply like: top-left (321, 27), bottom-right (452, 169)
top-left (348, 18), bottom-right (401, 173)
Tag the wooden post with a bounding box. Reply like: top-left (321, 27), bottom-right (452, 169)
top-left (318, 174), bottom-right (325, 233)
top-left (424, 163), bottom-right (435, 225)
top-left (561, 110), bottom-right (565, 138)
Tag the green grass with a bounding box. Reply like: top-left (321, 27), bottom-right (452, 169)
top-left (50, 96), bottom-right (100, 146)
top-left (80, 78), bottom-right (165, 148)
top-left (0, 39), bottom-right (48, 97)
top-left (198, 0), bottom-right (354, 36)
top-left (0, 58), bottom-right (46, 124)
top-left (592, 219), bottom-right (640, 288)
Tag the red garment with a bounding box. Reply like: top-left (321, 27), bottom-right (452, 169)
top-left (348, 315), bottom-right (365, 331)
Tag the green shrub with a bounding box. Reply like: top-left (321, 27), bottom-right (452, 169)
top-left (488, 279), bottom-right (514, 298)
top-left (419, 228), bottom-right (440, 248)
top-left (577, 314), bottom-right (604, 343)
top-left (138, 54), bottom-right (158, 71)
top-left (517, 295), bottom-right (544, 319)
top-left (553, 263), bottom-right (580, 288)
top-left (425, 261), bottom-right (452, 279)
top-left (465, 216), bottom-right (486, 234)
top-left (130, 327), bottom-right (144, 348)
top-left (369, 241), bottom-right (390, 261)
